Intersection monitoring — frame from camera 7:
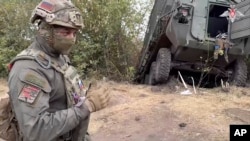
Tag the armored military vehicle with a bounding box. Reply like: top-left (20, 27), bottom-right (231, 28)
top-left (135, 0), bottom-right (250, 87)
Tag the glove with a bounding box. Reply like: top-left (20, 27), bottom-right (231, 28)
top-left (84, 86), bottom-right (110, 113)
top-left (75, 96), bottom-right (86, 107)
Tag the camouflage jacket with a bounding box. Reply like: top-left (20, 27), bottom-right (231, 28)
top-left (8, 35), bottom-right (90, 141)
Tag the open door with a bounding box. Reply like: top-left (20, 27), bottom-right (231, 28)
top-left (230, 1), bottom-right (250, 40)
top-left (206, 3), bottom-right (229, 38)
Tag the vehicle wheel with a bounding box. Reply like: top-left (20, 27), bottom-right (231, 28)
top-left (230, 58), bottom-right (247, 86)
top-left (148, 62), bottom-right (157, 85)
top-left (155, 48), bottom-right (171, 83)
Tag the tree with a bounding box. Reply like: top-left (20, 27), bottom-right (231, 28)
top-left (0, 0), bottom-right (152, 81)
top-left (0, 1), bottom-right (36, 77)
top-left (72, 0), bottom-right (151, 80)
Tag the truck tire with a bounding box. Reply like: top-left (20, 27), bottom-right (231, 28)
top-left (148, 61), bottom-right (157, 85)
top-left (155, 48), bottom-right (171, 83)
top-left (231, 58), bottom-right (247, 86)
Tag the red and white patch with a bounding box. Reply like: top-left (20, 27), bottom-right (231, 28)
top-left (229, 9), bottom-right (236, 18)
top-left (18, 85), bottom-right (41, 104)
top-left (39, 1), bottom-right (54, 12)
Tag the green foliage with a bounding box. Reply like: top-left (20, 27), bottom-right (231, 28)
top-left (0, 0), bottom-right (151, 81)
top-left (0, 1), bottom-right (35, 77)
top-left (71, 0), bottom-right (149, 81)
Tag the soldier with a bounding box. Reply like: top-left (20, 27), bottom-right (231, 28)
top-left (7, 0), bottom-right (109, 141)
top-left (214, 33), bottom-right (232, 62)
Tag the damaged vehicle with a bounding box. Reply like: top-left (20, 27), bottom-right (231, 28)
top-left (134, 0), bottom-right (250, 87)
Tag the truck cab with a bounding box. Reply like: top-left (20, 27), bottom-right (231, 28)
top-left (135, 0), bottom-right (250, 87)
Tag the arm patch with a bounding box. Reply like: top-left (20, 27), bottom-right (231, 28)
top-left (18, 85), bottom-right (41, 104)
top-left (19, 70), bottom-right (51, 93)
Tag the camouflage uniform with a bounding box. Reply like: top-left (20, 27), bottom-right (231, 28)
top-left (214, 33), bottom-right (231, 62)
top-left (8, 0), bottom-right (91, 141)
top-left (8, 35), bottom-right (90, 141)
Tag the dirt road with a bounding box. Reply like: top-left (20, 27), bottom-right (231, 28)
top-left (1, 79), bottom-right (250, 141)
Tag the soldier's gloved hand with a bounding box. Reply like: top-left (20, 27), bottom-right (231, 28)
top-left (75, 97), bottom-right (86, 108)
top-left (73, 96), bottom-right (90, 120)
top-left (84, 87), bottom-right (110, 113)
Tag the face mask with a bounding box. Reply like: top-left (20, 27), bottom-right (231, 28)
top-left (38, 21), bottom-right (77, 55)
top-left (52, 32), bottom-right (76, 55)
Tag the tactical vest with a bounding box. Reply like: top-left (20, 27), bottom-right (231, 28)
top-left (0, 48), bottom-right (87, 141)
top-left (9, 48), bottom-right (87, 106)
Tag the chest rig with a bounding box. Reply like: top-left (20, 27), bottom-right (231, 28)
top-left (9, 49), bottom-right (87, 107)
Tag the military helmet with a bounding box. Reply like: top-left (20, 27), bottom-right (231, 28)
top-left (30, 0), bottom-right (84, 29)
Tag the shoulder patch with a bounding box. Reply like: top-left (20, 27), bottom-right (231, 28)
top-left (18, 85), bottom-right (40, 104)
top-left (19, 70), bottom-right (51, 93)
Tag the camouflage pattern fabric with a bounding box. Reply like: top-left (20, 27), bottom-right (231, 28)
top-left (30, 0), bottom-right (84, 29)
top-left (8, 35), bottom-right (90, 141)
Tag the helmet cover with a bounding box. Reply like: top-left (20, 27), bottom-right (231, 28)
top-left (31, 0), bottom-right (84, 29)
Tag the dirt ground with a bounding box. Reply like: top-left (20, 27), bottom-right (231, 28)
top-left (1, 78), bottom-right (250, 141)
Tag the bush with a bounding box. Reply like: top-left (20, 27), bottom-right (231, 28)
top-left (0, 1), bottom-right (35, 77)
top-left (0, 0), bottom-right (149, 81)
